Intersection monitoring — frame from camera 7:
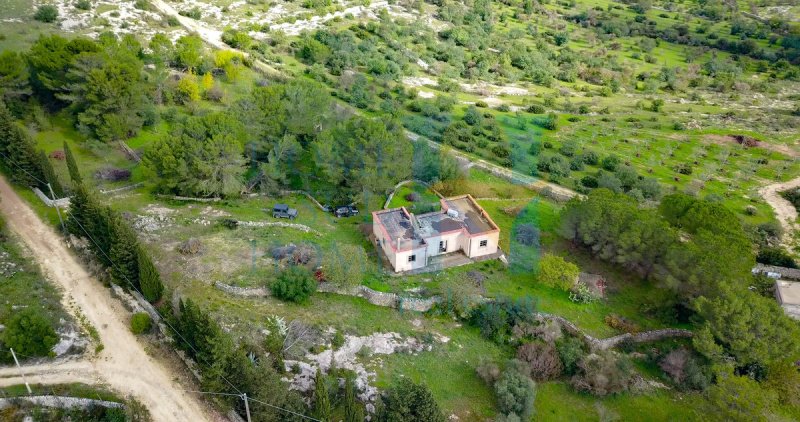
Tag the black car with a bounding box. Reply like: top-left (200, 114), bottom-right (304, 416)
top-left (334, 205), bottom-right (359, 218)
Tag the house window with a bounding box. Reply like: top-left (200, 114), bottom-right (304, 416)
top-left (439, 240), bottom-right (447, 252)
top-left (408, 254), bottom-right (416, 262)
top-left (479, 239), bottom-right (488, 248)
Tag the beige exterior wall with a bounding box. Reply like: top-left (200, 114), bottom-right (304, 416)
top-left (466, 231), bottom-right (500, 258)
top-left (394, 247), bottom-right (427, 272)
top-left (422, 231), bottom-right (463, 260)
top-left (373, 220), bottom-right (397, 265)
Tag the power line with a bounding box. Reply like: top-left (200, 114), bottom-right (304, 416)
top-left (1, 150), bottom-right (323, 422)
top-left (247, 396), bottom-right (322, 422)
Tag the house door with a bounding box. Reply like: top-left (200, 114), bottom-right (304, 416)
top-left (439, 240), bottom-right (447, 253)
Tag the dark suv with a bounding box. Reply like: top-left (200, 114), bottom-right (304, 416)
top-left (334, 205), bottom-right (359, 218)
top-left (272, 204), bottom-right (298, 220)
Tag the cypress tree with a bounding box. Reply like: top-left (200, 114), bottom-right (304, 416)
top-left (344, 373), bottom-right (363, 422)
top-left (38, 150), bottom-right (64, 197)
top-left (63, 141), bottom-right (82, 185)
top-left (137, 245), bottom-right (163, 302)
top-left (67, 184), bottom-right (113, 266)
top-left (108, 212), bottom-right (140, 289)
top-left (313, 367), bottom-right (331, 422)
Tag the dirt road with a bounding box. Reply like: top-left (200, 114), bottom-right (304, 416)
top-left (759, 175), bottom-right (800, 245)
top-left (0, 175), bottom-right (214, 422)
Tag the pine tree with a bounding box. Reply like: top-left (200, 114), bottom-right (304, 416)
top-left (63, 141), bottom-right (82, 185)
top-left (313, 367), bottom-right (331, 422)
top-left (137, 245), bottom-right (163, 302)
top-left (0, 100), bottom-right (16, 157)
top-left (38, 150), bottom-right (64, 197)
top-left (109, 212), bottom-right (140, 289)
top-left (344, 373), bottom-right (363, 422)
top-left (0, 101), bottom-right (46, 188)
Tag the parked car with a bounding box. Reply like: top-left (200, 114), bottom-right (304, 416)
top-left (334, 205), bottom-right (359, 218)
top-left (272, 204), bottom-right (298, 220)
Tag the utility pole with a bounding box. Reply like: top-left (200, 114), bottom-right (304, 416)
top-left (47, 183), bottom-right (66, 234)
top-left (9, 348), bottom-right (32, 395)
top-left (241, 393), bottom-right (252, 422)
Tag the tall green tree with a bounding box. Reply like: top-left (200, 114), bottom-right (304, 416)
top-left (38, 150), bottom-right (64, 197)
top-left (378, 379), bottom-right (445, 422)
top-left (0, 101), bottom-right (48, 189)
top-left (705, 366), bottom-right (776, 422)
top-left (143, 112), bottom-right (247, 197)
top-left (0, 51), bottom-right (32, 110)
top-left (313, 367), bottom-right (331, 421)
top-left (108, 212), bottom-right (140, 289)
top-left (344, 373), bottom-right (363, 422)
top-left (66, 184), bottom-right (113, 265)
top-left (137, 246), bottom-right (163, 302)
top-left (26, 35), bottom-right (100, 106)
top-left (63, 141), bottom-right (82, 184)
top-left (693, 288), bottom-right (800, 366)
top-left (315, 116), bottom-right (411, 199)
top-left (60, 46), bottom-right (148, 142)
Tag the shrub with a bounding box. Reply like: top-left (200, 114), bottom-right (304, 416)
top-left (582, 150), bottom-right (599, 165)
top-left (94, 167), bottom-right (131, 181)
top-left (537, 254), bottom-right (579, 291)
top-left (580, 175), bottom-right (599, 188)
top-left (271, 266), bottom-right (316, 303)
top-left (556, 336), bottom-right (585, 376)
top-left (604, 314), bottom-right (640, 334)
top-left (528, 140), bottom-right (542, 155)
top-left (469, 297), bottom-right (537, 343)
top-left (332, 331), bottom-right (345, 350)
top-left (495, 359), bottom-right (536, 419)
top-left (569, 282), bottom-right (598, 304)
top-left (514, 224), bottom-right (540, 247)
top-left (131, 312), bottom-right (152, 334)
top-left (516, 342), bottom-right (563, 381)
top-left (659, 348), bottom-right (710, 390)
top-left (405, 192), bottom-right (421, 202)
top-left (75, 0), bottom-right (92, 10)
top-left (570, 351), bottom-right (635, 396)
top-left (476, 360), bottom-right (501, 385)
top-left (756, 247), bottom-right (797, 268)
top-left (177, 238), bottom-right (203, 255)
top-left (527, 104), bottom-right (545, 114)
top-left (205, 85), bottom-right (224, 102)
top-left (2, 308), bottom-right (58, 357)
top-left (34, 5), bottom-right (58, 22)
top-left (601, 155), bottom-right (621, 171)
top-left (380, 379), bottom-right (445, 422)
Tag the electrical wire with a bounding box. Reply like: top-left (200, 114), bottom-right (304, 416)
top-left (0, 150), bottom-right (321, 421)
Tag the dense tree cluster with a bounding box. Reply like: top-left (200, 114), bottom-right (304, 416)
top-left (67, 182), bottom-right (164, 302)
top-left (560, 189), bottom-right (800, 370)
top-left (170, 299), bottom-right (308, 421)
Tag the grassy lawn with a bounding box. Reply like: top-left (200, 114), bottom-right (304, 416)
top-left (536, 382), bottom-right (704, 422)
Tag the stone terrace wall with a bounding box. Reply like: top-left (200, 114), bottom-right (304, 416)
top-left (0, 396), bottom-right (123, 411)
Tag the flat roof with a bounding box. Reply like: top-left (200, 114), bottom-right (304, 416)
top-left (374, 195), bottom-right (499, 250)
top-left (776, 280), bottom-right (800, 320)
top-left (442, 195), bottom-right (498, 235)
top-left (374, 208), bottom-right (425, 250)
